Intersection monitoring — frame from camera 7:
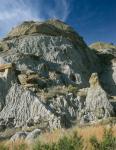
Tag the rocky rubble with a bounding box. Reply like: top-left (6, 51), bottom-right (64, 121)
top-left (0, 20), bottom-right (115, 135)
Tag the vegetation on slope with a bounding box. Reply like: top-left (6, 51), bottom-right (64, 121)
top-left (0, 124), bottom-right (116, 150)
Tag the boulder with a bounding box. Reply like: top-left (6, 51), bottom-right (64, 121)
top-left (26, 129), bottom-right (41, 141)
top-left (10, 131), bottom-right (28, 142)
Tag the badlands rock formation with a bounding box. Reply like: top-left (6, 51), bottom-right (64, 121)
top-left (85, 73), bottom-right (114, 121)
top-left (0, 20), bottom-right (115, 132)
top-left (90, 42), bottom-right (116, 95)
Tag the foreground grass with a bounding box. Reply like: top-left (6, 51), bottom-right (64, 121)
top-left (33, 132), bottom-right (83, 150)
top-left (0, 125), bottom-right (116, 150)
top-left (90, 129), bottom-right (116, 150)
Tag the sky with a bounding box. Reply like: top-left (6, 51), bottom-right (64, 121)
top-left (0, 0), bottom-right (116, 45)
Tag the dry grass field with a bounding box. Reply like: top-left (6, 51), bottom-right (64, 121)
top-left (0, 123), bottom-right (115, 150)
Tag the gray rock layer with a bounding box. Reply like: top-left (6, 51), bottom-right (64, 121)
top-left (85, 73), bottom-right (114, 121)
top-left (0, 84), bottom-right (61, 130)
top-left (0, 20), bottom-right (115, 131)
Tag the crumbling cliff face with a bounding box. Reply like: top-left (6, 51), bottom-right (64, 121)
top-left (90, 42), bottom-right (116, 96)
top-left (0, 62), bottom-right (16, 111)
top-left (0, 20), bottom-right (115, 132)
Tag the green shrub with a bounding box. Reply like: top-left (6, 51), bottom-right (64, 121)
top-left (13, 143), bottom-right (27, 150)
top-left (33, 141), bottom-right (56, 150)
top-left (33, 131), bottom-right (83, 150)
top-left (57, 132), bottom-right (83, 150)
top-left (0, 142), bottom-right (27, 150)
top-left (68, 85), bottom-right (78, 95)
top-left (90, 128), bottom-right (116, 150)
top-left (90, 136), bottom-right (101, 150)
top-left (0, 144), bottom-right (8, 150)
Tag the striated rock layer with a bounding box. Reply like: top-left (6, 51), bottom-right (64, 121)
top-left (85, 73), bottom-right (114, 121)
top-left (1, 20), bottom-right (101, 87)
top-left (0, 20), bottom-right (115, 131)
top-left (0, 84), bottom-right (61, 130)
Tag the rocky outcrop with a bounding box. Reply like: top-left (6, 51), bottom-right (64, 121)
top-left (100, 58), bottom-right (116, 95)
top-left (90, 42), bottom-right (116, 56)
top-left (90, 42), bottom-right (116, 96)
top-left (10, 131), bottom-right (28, 142)
top-left (26, 129), bottom-right (41, 141)
top-left (1, 20), bottom-right (101, 87)
top-left (85, 73), bottom-right (114, 120)
top-left (0, 20), bottom-right (115, 132)
top-left (0, 84), bottom-right (61, 130)
top-left (46, 93), bottom-right (83, 128)
top-left (10, 129), bottom-right (41, 142)
top-left (0, 61), bottom-right (16, 111)
top-left (5, 19), bottom-right (86, 47)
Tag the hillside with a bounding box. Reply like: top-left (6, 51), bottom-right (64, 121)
top-left (0, 20), bottom-right (115, 143)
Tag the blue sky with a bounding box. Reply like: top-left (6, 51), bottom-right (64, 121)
top-left (0, 0), bottom-right (116, 45)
